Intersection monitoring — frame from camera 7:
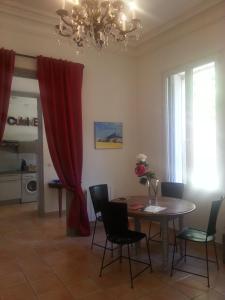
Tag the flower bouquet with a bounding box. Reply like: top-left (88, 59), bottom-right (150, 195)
top-left (135, 153), bottom-right (159, 203)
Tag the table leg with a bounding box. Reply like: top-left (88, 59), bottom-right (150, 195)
top-left (178, 215), bottom-right (184, 257)
top-left (58, 188), bottom-right (62, 217)
top-left (134, 217), bottom-right (141, 254)
top-left (161, 217), bottom-right (169, 270)
top-left (134, 217), bottom-right (141, 232)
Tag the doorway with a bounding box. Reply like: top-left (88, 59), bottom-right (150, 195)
top-left (0, 74), bottom-right (44, 216)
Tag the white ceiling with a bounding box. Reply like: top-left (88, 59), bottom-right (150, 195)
top-left (8, 0), bottom-right (223, 42)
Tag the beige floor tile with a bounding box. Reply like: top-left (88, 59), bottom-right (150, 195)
top-left (20, 264), bottom-right (54, 281)
top-left (67, 278), bottom-right (102, 298)
top-left (29, 273), bottom-right (65, 295)
top-left (0, 283), bottom-right (37, 300)
top-left (194, 289), bottom-right (225, 300)
top-left (106, 282), bottom-right (150, 299)
top-left (0, 261), bottom-right (21, 277)
top-left (77, 289), bottom-right (115, 300)
top-left (0, 271), bottom-right (26, 290)
top-left (140, 285), bottom-right (190, 300)
top-left (37, 288), bottom-right (74, 300)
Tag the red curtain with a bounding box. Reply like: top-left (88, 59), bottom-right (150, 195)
top-left (0, 48), bottom-right (15, 141)
top-left (37, 56), bottom-right (90, 236)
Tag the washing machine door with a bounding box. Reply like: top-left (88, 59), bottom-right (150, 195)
top-left (26, 180), bottom-right (37, 194)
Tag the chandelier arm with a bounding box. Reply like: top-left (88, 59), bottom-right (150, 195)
top-left (110, 32), bottom-right (126, 42)
top-left (74, 38), bottom-right (84, 47)
top-left (102, 16), bottom-right (120, 31)
top-left (113, 22), bottom-right (138, 35)
top-left (123, 26), bottom-right (138, 34)
top-left (100, 5), bottom-right (110, 23)
top-left (61, 16), bottom-right (74, 28)
top-left (58, 31), bottom-right (73, 37)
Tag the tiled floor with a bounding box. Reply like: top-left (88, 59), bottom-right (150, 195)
top-left (0, 203), bottom-right (224, 300)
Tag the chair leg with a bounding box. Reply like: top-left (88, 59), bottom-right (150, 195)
top-left (91, 219), bottom-right (97, 249)
top-left (205, 242), bottom-right (210, 288)
top-left (127, 244), bottom-right (133, 288)
top-left (99, 239), bottom-right (108, 277)
top-left (213, 240), bottom-right (219, 270)
top-left (148, 221), bottom-right (152, 239)
top-left (145, 236), bottom-right (153, 272)
top-left (170, 236), bottom-right (177, 277)
top-left (173, 219), bottom-right (177, 252)
top-left (184, 240), bottom-right (187, 263)
top-left (119, 245), bottom-right (122, 263)
top-left (111, 242), bottom-right (114, 258)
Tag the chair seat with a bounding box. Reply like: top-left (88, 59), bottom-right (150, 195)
top-left (107, 230), bottom-right (146, 245)
top-left (177, 228), bottom-right (214, 242)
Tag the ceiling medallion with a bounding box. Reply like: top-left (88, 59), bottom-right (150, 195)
top-left (55, 0), bottom-right (142, 51)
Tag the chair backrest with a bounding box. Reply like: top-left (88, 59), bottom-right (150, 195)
top-left (101, 202), bottom-right (128, 236)
top-left (207, 198), bottom-right (223, 236)
top-left (89, 184), bottom-right (109, 215)
top-left (161, 182), bottom-right (184, 199)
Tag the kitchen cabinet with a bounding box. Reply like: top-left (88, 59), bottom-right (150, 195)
top-left (0, 174), bottom-right (21, 201)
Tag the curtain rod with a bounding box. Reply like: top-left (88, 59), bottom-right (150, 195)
top-left (15, 52), bottom-right (84, 68)
top-left (16, 52), bottom-right (36, 59)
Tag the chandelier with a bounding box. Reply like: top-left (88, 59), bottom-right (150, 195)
top-left (55, 0), bottom-right (142, 50)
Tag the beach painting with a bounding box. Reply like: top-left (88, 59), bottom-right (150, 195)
top-left (94, 122), bottom-right (123, 149)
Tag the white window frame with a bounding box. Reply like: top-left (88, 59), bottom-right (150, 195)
top-left (164, 56), bottom-right (219, 190)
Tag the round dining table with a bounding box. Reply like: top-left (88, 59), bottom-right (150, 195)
top-left (113, 195), bottom-right (196, 269)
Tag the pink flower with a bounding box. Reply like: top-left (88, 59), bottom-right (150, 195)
top-left (135, 164), bottom-right (146, 176)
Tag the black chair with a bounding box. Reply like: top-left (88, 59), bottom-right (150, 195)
top-left (148, 182), bottom-right (185, 242)
top-left (161, 182), bottom-right (184, 199)
top-left (171, 197), bottom-right (224, 287)
top-left (89, 184), bottom-right (109, 250)
top-left (99, 202), bottom-right (152, 288)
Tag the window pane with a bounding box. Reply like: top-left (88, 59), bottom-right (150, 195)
top-left (191, 62), bottom-right (217, 190)
top-left (167, 72), bottom-right (186, 183)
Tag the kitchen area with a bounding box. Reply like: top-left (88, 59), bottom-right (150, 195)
top-left (0, 82), bottom-right (40, 206)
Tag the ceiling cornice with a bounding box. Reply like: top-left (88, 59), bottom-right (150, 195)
top-left (135, 0), bottom-right (225, 57)
top-left (138, 0), bottom-right (224, 48)
top-left (0, 0), bottom-right (56, 26)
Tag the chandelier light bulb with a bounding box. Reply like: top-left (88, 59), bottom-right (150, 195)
top-left (66, 0), bottom-right (79, 5)
top-left (121, 13), bottom-right (127, 21)
top-left (121, 13), bottom-right (127, 31)
top-left (129, 1), bottom-right (137, 19)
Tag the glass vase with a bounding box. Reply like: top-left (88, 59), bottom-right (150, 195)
top-left (147, 179), bottom-right (153, 205)
top-left (147, 178), bottom-right (159, 205)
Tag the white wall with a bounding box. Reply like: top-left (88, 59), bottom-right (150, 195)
top-left (137, 3), bottom-right (225, 241)
top-left (0, 16), bottom-right (140, 219)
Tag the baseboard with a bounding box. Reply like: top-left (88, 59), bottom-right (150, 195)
top-left (0, 199), bottom-right (21, 205)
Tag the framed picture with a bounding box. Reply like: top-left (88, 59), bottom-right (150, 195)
top-left (94, 122), bottom-right (123, 149)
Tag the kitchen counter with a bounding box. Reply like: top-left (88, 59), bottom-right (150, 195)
top-left (0, 172), bottom-right (22, 202)
top-left (0, 170), bottom-right (37, 175)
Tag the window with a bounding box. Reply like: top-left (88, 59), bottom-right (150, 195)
top-left (166, 62), bottom-right (218, 191)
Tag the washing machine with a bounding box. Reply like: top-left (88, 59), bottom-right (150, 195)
top-left (21, 173), bottom-right (38, 203)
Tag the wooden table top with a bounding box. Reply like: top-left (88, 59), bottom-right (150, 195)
top-left (113, 196), bottom-right (196, 217)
